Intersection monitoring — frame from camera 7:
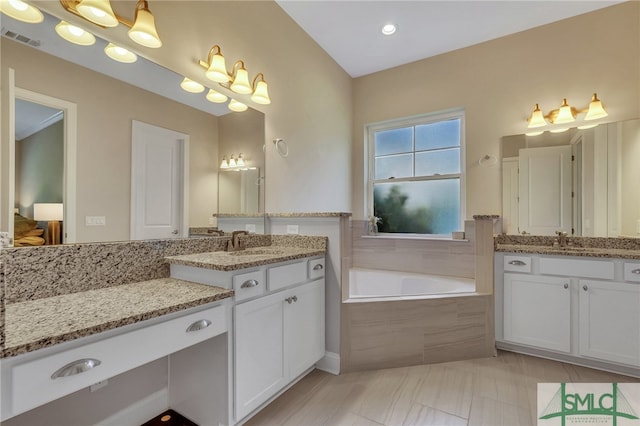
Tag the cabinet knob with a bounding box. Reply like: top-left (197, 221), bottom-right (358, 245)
top-left (285, 295), bottom-right (298, 304)
top-left (564, 283), bottom-right (569, 289)
top-left (313, 264), bottom-right (324, 271)
top-left (631, 269), bottom-right (640, 275)
top-left (583, 284), bottom-right (589, 291)
top-left (508, 260), bottom-right (527, 266)
top-left (186, 319), bottom-right (212, 332)
top-left (171, 230), bottom-right (179, 235)
top-left (241, 279), bottom-right (259, 289)
top-left (51, 358), bottom-right (101, 379)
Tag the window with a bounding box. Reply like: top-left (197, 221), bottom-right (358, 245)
top-left (367, 109), bottom-right (465, 236)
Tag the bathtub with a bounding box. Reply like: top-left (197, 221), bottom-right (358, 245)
top-left (348, 267), bottom-right (475, 299)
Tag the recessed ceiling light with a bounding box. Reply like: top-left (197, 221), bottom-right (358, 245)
top-left (381, 23), bottom-right (397, 36)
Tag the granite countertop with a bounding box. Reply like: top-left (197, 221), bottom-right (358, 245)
top-left (495, 243), bottom-right (640, 260)
top-left (2, 279), bottom-right (233, 358)
top-left (165, 246), bottom-right (326, 271)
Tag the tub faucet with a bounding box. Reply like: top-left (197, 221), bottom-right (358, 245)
top-left (227, 230), bottom-right (248, 251)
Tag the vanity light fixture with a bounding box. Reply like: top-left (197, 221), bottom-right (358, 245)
top-left (381, 23), bottom-right (397, 35)
top-left (55, 20), bottom-right (96, 46)
top-left (228, 99), bottom-right (248, 112)
top-left (229, 61), bottom-right (252, 95)
top-left (0, 0), bottom-right (44, 23)
top-left (180, 77), bottom-right (205, 93)
top-left (250, 73), bottom-right (271, 105)
top-left (59, 0), bottom-right (162, 48)
top-left (526, 93), bottom-right (608, 136)
top-left (219, 153), bottom-right (256, 171)
top-left (220, 155), bottom-right (229, 169)
top-left (203, 45), bottom-right (230, 83)
top-left (206, 89), bottom-right (228, 103)
top-left (104, 42), bottom-right (137, 63)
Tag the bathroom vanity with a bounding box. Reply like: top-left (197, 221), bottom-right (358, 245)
top-left (495, 237), bottom-right (640, 377)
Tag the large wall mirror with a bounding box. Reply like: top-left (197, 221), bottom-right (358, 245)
top-left (501, 119), bottom-right (640, 237)
top-left (1, 6), bottom-right (265, 246)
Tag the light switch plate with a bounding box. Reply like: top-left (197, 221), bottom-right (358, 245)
top-left (85, 216), bottom-right (106, 226)
top-left (286, 225), bottom-right (299, 234)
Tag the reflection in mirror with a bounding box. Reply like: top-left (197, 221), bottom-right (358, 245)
top-left (501, 119), bottom-right (640, 237)
top-left (1, 6), bottom-right (266, 244)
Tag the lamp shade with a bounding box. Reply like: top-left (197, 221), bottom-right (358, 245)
top-left (220, 155), bottom-right (228, 169)
top-left (206, 52), bottom-right (229, 83)
top-left (55, 21), bottom-right (96, 46)
top-left (76, 0), bottom-right (118, 27)
top-left (34, 203), bottom-right (63, 221)
top-left (206, 89), bottom-right (228, 103)
top-left (251, 79), bottom-right (271, 105)
top-left (584, 93), bottom-right (608, 121)
top-left (104, 43), bottom-right (137, 63)
top-left (180, 77), bottom-right (205, 93)
top-left (128, 5), bottom-right (162, 48)
top-left (228, 99), bottom-right (248, 112)
top-left (527, 104), bottom-right (546, 128)
top-left (1, 0), bottom-right (44, 23)
top-left (554, 99), bottom-right (575, 124)
top-left (230, 64), bottom-right (252, 94)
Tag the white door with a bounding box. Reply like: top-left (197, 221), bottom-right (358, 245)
top-left (518, 145), bottom-right (572, 235)
top-left (579, 280), bottom-right (640, 366)
top-left (285, 279), bottom-right (325, 379)
top-left (501, 157), bottom-right (519, 234)
top-left (504, 273), bottom-right (571, 353)
top-left (131, 121), bottom-right (187, 240)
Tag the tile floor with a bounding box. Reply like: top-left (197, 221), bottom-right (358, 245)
top-left (245, 351), bottom-right (639, 426)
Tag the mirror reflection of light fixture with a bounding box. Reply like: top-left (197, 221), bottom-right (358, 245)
top-left (104, 42), bottom-right (137, 63)
top-left (0, 0), bottom-right (44, 23)
top-left (219, 153), bottom-right (256, 171)
top-left (59, 0), bottom-right (162, 48)
top-left (55, 20), bottom-right (96, 46)
top-left (228, 99), bottom-right (248, 112)
top-left (34, 203), bottom-right (64, 245)
top-left (76, 0), bottom-right (118, 27)
top-left (525, 93), bottom-right (608, 136)
top-left (206, 89), bottom-right (228, 103)
top-left (220, 155), bottom-right (229, 169)
top-left (250, 73), bottom-right (271, 105)
top-left (180, 77), bottom-right (205, 93)
top-left (230, 61), bottom-right (252, 94)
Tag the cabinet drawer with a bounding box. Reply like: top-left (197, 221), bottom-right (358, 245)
top-left (268, 261), bottom-right (307, 291)
top-left (624, 263), bottom-right (640, 282)
top-left (9, 304), bottom-right (227, 417)
top-left (233, 270), bottom-right (266, 301)
top-left (539, 257), bottom-right (613, 279)
top-left (308, 257), bottom-right (325, 280)
top-left (504, 255), bottom-right (532, 273)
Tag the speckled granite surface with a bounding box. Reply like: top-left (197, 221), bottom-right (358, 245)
top-left (495, 235), bottom-right (640, 259)
top-left (2, 278), bottom-right (233, 358)
top-left (0, 259), bottom-right (5, 349)
top-left (266, 212), bottom-right (351, 217)
top-left (473, 215), bottom-right (500, 220)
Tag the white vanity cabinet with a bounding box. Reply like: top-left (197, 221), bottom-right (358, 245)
top-left (496, 253), bottom-right (640, 376)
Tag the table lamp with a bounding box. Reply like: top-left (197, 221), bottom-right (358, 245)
top-left (33, 203), bottom-right (63, 245)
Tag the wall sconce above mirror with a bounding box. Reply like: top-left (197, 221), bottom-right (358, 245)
top-left (526, 93), bottom-right (608, 136)
top-left (220, 153), bottom-right (256, 171)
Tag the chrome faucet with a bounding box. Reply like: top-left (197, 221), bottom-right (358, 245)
top-left (227, 230), bottom-right (248, 251)
top-left (555, 230), bottom-right (568, 247)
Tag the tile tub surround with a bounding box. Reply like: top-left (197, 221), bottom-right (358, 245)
top-left (495, 234), bottom-right (640, 259)
top-left (2, 279), bottom-right (233, 358)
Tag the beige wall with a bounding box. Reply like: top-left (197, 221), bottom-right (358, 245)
top-left (2, 39), bottom-right (219, 242)
top-left (352, 2), bottom-right (640, 220)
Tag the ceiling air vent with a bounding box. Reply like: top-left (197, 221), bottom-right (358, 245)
top-left (1, 27), bottom-right (40, 47)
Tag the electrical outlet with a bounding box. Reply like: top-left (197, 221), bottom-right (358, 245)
top-left (90, 379), bottom-right (108, 392)
top-left (85, 216), bottom-right (106, 226)
top-left (245, 224), bottom-right (256, 233)
top-left (286, 225), bottom-right (299, 234)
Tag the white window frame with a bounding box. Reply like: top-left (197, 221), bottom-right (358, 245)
top-left (365, 108), bottom-right (466, 237)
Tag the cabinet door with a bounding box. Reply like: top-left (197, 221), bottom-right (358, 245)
top-left (504, 273), bottom-right (571, 352)
top-left (579, 280), bottom-right (640, 366)
top-left (234, 291), bottom-right (287, 420)
top-left (285, 279), bottom-right (325, 379)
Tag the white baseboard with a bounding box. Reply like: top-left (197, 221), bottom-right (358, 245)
top-left (95, 388), bottom-right (169, 426)
top-left (316, 351), bottom-right (340, 375)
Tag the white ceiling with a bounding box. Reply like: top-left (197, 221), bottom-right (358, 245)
top-left (276, 1), bottom-right (624, 78)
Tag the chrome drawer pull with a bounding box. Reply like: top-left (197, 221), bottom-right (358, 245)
top-left (313, 264), bottom-right (324, 271)
top-left (563, 283), bottom-right (569, 289)
top-left (631, 269), bottom-right (640, 275)
top-left (285, 295), bottom-right (298, 304)
top-left (240, 279), bottom-right (259, 288)
top-left (583, 285), bottom-right (589, 291)
top-left (508, 260), bottom-right (527, 266)
top-left (51, 358), bottom-right (101, 379)
top-left (186, 319), bottom-right (212, 332)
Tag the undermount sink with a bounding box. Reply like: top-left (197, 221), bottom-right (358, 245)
top-left (227, 247), bottom-right (289, 256)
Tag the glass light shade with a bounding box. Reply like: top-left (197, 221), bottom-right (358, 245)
top-left (553, 99), bottom-right (575, 124)
top-left (236, 154), bottom-right (246, 167)
top-left (220, 155), bottom-right (228, 169)
top-left (251, 80), bottom-right (271, 105)
top-left (230, 67), bottom-right (252, 94)
top-left (584, 93), bottom-right (608, 121)
top-left (1, 0), bottom-right (43, 23)
top-left (206, 89), bottom-right (227, 103)
top-left (104, 43), bottom-right (137, 63)
top-left (228, 156), bottom-right (237, 168)
top-left (55, 21), bottom-right (96, 46)
top-left (33, 203), bottom-right (64, 221)
top-left (527, 104), bottom-right (547, 128)
top-left (180, 77), bottom-right (205, 93)
top-left (381, 24), bottom-right (396, 35)
top-left (128, 7), bottom-right (162, 48)
top-left (228, 99), bottom-right (248, 112)
top-left (76, 0), bottom-right (118, 27)
top-left (205, 54), bottom-right (229, 83)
